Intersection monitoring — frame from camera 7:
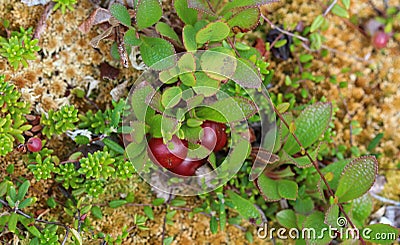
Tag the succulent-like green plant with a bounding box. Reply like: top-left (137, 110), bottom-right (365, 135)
top-left (41, 105), bottom-right (79, 138)
top-left (114, 156), bottom-right (135, 179)
top-left (84, 180), bottom-right (104, 198)
top-left (53, 0), bottom-right (77, 14)
top-left (37, 225), bottom-right (59, 245)
top-left (0, 27), bottom-right (40, 70)
top-left (78, 100), bottom-right (125, 135)
top-left (55, 162), bottom-right (83, 189)
top-left (78, 150), bottom-right (115, 179)
top-left (0, 75), bottom-right (31, 156)
top-left (28, 147), bottom-right (59, 180)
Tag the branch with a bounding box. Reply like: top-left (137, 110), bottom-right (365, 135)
top-left (260, 90), bottom-right (365, 244)
top-left (0, 199), bottom-right (70, 242)
top-left (323, 0), bottom-right (337, 16)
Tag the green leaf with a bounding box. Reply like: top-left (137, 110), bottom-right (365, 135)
top-left (196, 21), bottom-right (230, 44)
top-left (210, 216), bottom-right (218, 234)
top-left (256, 175), bottom-right (280, 201)
top-left (19, 197), bottom-right (36, 209)
top-left (91, 206), bottom-right (103, 219)
top-left (174, 0), bottom-right (198, 25)
top-left (227, 190), bottom-right (262, 225)
top-left (320, 159), bottom-right (351, 190)
top-left (125, 141), bottom-right (146, 159)
top-left (187, 0), bottom-right (215, 16)
top-left (350, 194), bottom-right (373, 224)
top-left (0, 181), bottom-right (10, 197)
top-left (324, 204), bottom-right (340, 229)
top-left (277, 180), bottom-right (298, 200)
top-left (170, 199), bottom-right (186, 207)
top-left (196, 96), bottom-right (257, 123)
top-left (293, 197), bottom-right (314, 215)
top-left (156, 22), bottom-right (181, 43)
top-left (178, 53), bottom-right (196, 72)
top-left (302, 212), bottom-right (332, 245)
top-left (8, 213), bottom-right (18, 232)
top-left (299, 53), bottom-right (313, 63)
top-left (227, 8), bottom-right (260, 31)
top-left (143, 206), bottom-right (154, 220)
top-left (193, 72), bottom-right (220, 97)
top-left (16, 180), bottom-right (30, 201)
top-left (71, 228), bottom-right (83, 245)
top-left (310, 32), bottom-right (322, 50)
top-left (129, 121), bottom-right (147, 144)
top-left (274, 39), bottom-right (287, 48)
top-left (331, 4), bottom-right (349, 18)
top-left (163, 236), bottom-right (174, 245)
top-left (131, 81), bottom-right (154, 121)
top-left (110, 4), bottom-right (132, 27)
top-left (182, 25), bottom-right (197, 51)
top-left (103, 138), bottom-right (125, 154)
top-left (282, 102), bottom-right (332, 155)
top-left (362, 224), bottom-right (399, 244)
top-left (276, 103), bottom-right (290, 114)
top-left (139, 36), bottom-right (176, 70)
top-left (20, 217), bottom-right (41, 237)
top-left (152, 198), bottom-right (165, 206)
top-left (367, 133), bottom-right (384, 151)
top-left (232, 57), bottom-right (262, 88)
top-left (335, 156), bottom-right (378, 203)
top-left (310, 15), bottom-right (324, 32)
top-left (221, 0), bottom-right (274, 13)
top-left (136, 0), bottom-right (162, 29)
top-left (276, 209), bottom-right (297, 228)
top-left (200, 49), bottom-right (237, 80)
top-left (124, 29), bottom-right (141, 46)
top-left (162, 87), bottom-right (182, 109)
top-left (8, 185), bottom-right (16, 202)
top-left (342, 0), bottom-right (350, 9)
top-left (109, 199), bottom-right (128, 208)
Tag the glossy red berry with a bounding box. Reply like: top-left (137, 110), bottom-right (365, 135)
top-left (26, 137), bottom-right (42, 152)
top-left (372, 31), bottom-right (390, 49)
top-left (148, 135), bottom-right (188, 169)
top-left (200, 121), bottom-right (227, 152)
top-left (169, 158), bottom-right (207, 176)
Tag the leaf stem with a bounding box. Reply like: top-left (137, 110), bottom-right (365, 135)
top-left (260, 90), bottom-right (365, 244)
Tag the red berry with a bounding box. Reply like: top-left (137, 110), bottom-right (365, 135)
top-left (372, 31), bottom-right (390, 49)
top-left (148, 135), bottom-right (188, 169)
top-left (26, 137), bottom-right (42, 152)
top-left (200, 121), bottom-right (227, 152)
top-left (169, 158), bottom-right (206, 176)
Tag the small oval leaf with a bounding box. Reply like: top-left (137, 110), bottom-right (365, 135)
top-left (335, 156), bottom-right (378, 203)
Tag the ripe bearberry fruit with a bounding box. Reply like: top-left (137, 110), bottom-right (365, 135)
top-left (26, 137), bottom-right (42, 152)
top-left (169, 158), bottom-right (206, 176)
top-left (200, 121), bottom-right (227, 152)
top-left (372, 31), bottom-right (390, 49)
top-left (148, 135), bottom-right (188, 169)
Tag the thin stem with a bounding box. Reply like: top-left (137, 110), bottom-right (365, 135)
top-left (0, 199), bottom-right (70, 242)
top-left (260, 91), bottom-right (365, 244)
top-left (261, 13), bottom-right (309, 42)
top-left (323, 0), bottom-right (337, 16)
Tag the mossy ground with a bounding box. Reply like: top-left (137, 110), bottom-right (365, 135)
top-left (0, 0), bottom-right (399, 244)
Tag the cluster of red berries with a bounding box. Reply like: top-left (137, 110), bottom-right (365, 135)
top-left (147, 121), bottom-right (227, 176)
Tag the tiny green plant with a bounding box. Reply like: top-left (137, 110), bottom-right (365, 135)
top-left (0, 27), bottom-right (40, 70)
top-left (0, 75), bottom-right (31, 156)
top-left (53, 0), bottom-right (77, 14)
top-left (41, 105), bottom-right (79, 138)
